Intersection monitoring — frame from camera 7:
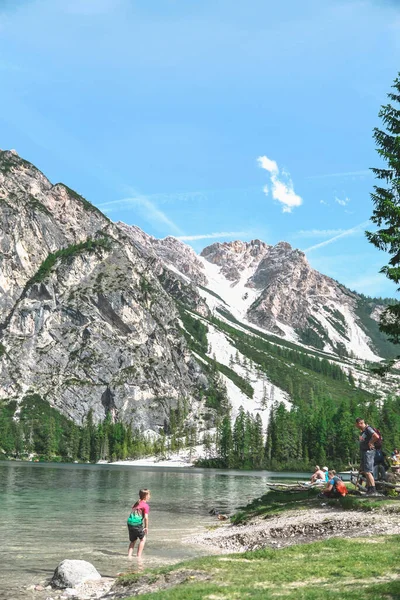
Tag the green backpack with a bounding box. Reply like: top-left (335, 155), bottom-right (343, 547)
top-left (127, 507), bottom-right (143, 527)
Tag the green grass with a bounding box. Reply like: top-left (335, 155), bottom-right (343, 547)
top-left (230, 488), bottom-right (400, 525)
top-left (118, 536), bottom-right (400, 599)
top-left (230, 488), bottom-right (321, 524)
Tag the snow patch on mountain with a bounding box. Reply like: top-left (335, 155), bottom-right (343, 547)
top-left (198, 256), bottom-right (260, 318)
top-left (205, 322), bottom-right (290, 430)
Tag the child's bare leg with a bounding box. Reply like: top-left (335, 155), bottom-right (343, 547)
top-left (128, 540), bottom-right (136, 558)
top-left (137, 536), bottom-right (146, 558)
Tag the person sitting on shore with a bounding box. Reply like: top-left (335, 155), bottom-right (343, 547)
top-left (323, 466), bottom-right (329, 482)
top-left (310, 465), bottom-right (325, 483)
top-left (321, 470), bottom-right (348, 498)
top-left (391, 448), bottom-right (400, 465)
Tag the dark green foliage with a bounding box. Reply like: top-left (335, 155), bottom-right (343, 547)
top-left (366, 73), bottom-right (400, 345)
top-left (297, 326), bottom-right (325, 349)
top-left (28, 237), bottom-right (112, 285)
top-left (0, 157), bottom-right (16, 174)
top-left (179, 308), bottom-right (253, 397)
top-left (0, 395), bottom-right (158, 462)
top-left (197, 407), bottom-right (265, 470)
top-left (0, 343), bottom-right (6, 357)
top-left (179, 308), bottom-right (209, 353)
top-left (206, 392), bottom-right (400, 471)
top-left (264, 394), bottom-right (400, 471)
top-left (217, 308), bottom-right (338, 361)
top-left (210, 315), bottom-right (364, 408)
top-left (355, 296), bottom-right (398, 359)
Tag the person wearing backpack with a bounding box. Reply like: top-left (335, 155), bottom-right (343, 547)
top-left (321, 470), bottom-right (348, 497)
top-left (355, 418), bottom-right (380, 495)
top-left (127, 488), bottom-right (151, 559)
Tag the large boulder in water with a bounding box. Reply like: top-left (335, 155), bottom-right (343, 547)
top-left (51, 560), bottom-right (101, 589)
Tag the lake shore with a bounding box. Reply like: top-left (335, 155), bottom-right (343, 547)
top-left (103, 493), bottom-right (400, 600)
top-left (108, 445), bottom-right (207, 468)
top-left (186, 503), bottom-right (400, 554)
top-left (29, 492), bottom-right (400, 600)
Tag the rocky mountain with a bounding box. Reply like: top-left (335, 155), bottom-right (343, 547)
top-left (0, 150), bottom-right (206, 429)
top-left (120, 229), bottom-right (396, 363)
top-left (0, 150), bottom-right (397, 440)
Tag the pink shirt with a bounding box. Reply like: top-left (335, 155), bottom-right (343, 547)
top-left (132, 500), bottom-right (149, 516)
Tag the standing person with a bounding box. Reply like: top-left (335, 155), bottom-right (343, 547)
top-left (355, 418), bottom-right (379, 495)
top-left (127, 489), bottom-right (151, 559)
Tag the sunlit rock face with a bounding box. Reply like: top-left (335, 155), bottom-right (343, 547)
top-left (0, 150), bottom-right (206, 427)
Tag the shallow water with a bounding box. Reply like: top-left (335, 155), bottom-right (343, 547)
top-left (0, 462), bottom-right (309, 599)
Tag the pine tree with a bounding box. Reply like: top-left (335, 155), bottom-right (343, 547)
top-left (232, 407), bottom-right (246, 467)
top-left (44, 417), bottom-right (57, 458)
top-left (366, 73), bottom-right (400, 346)
top-left (252, 413), bottom-right (264, 468)
top-left (261, 383), bottom-right (269, 409)
top-left (218, 415), bottom-right (233, 467)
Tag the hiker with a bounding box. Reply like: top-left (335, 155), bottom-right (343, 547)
top-left (127, 488), bottom-right (151, 559)
top-left (355, 417), bottom-right (379, 495)
top-left (322, 466), bottom-right (329, 482)
top-left (310, 465), bottom-right (325, 483)
top-left (321, 470), bottom-right (348, 497)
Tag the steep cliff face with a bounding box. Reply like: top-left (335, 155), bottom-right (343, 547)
top-left (0, 152), bottom-right (206, 427)
top-left (0, 150), bottom-right (109, 320)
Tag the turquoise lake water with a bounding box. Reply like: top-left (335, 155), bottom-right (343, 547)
top-left (0, 462), bottom-right (310, 600)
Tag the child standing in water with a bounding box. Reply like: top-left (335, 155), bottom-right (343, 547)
top-left (127, 489), bottom-right (151, 559)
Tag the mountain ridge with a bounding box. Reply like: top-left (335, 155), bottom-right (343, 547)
top-left (0, 149), bottom-right (398, 444)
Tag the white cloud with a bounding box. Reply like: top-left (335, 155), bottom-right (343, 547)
top-left (176, 231), bottom-right (248, 241)
top-left (257, 155), bottom-right (303, 213)
top-left (335, 196), bottom-right (350, 206)
top-left (257, 156), bottom-right (278, 175)
top-left (320, 200), bottom-right (329, 205)
top-left (303, 220), bottom-right (369, 253)
top-left (271, 178), bottom-right (303, 213)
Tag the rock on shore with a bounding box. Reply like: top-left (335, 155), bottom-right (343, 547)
top-left (51, 560), bottom-right (102, 589)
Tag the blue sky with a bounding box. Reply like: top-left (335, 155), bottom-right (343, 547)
top-left (1, 0), bottom-right (400, 297)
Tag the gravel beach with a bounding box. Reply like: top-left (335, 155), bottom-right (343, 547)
top-left (186, 505), bottom-right (400, 553)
